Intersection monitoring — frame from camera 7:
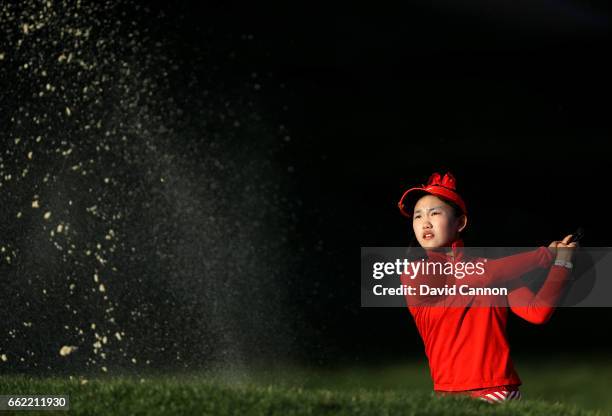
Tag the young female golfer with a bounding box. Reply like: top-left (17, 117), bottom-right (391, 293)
top-left (397, 172), bottom-right (577, 404)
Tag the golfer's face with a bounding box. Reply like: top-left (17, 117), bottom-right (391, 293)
top-left (412, 195), bottom-right (458, 249)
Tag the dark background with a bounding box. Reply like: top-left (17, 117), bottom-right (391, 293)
top-left (167, 1), bottom-right (612, 364)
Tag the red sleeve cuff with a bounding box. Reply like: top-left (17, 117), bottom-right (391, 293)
top-left (537, 246), bottom-right (554, 268)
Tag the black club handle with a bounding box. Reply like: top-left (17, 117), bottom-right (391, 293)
top-left (567, 227), bottom-right (584, 244)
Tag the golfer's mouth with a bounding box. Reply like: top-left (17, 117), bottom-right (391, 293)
top-left (423, 232), bottom-right (435, 240)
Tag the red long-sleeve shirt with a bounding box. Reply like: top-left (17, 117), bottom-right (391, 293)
top-left (401, 239), bottom-right (571, 391)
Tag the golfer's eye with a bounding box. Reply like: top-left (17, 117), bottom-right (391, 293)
top-left (431, 211), bottom-right (440, 215)
top-left (414, 215), bottom-right (421, 219)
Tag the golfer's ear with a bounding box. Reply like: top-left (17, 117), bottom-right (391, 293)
top-left (458, 214), bottom-right (468, 233)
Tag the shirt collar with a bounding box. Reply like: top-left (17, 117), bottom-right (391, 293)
top-left (425, 237), bottom-right (465, 262)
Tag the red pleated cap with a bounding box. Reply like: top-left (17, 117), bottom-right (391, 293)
top-left (398, 172), bottom-right (467, 218)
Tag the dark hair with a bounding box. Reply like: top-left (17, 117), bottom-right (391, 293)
top-left (442, 198), bottom-right (467, 244)
top-left (441, 198), bottom-right (465, 220)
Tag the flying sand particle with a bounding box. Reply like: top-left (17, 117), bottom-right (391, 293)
top-left (59, 345), bottom-right (78, 356)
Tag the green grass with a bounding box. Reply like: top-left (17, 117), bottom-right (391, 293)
top-left (1, 357), bottom-right (610, 415)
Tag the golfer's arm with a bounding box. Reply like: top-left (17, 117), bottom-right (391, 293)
top-left (508, 265), bottom-right (571, 324)
top-left (484, 246), bottom-right (553, 286)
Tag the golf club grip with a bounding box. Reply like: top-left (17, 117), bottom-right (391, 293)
top-left (567, 227), bottom-right (584, 244)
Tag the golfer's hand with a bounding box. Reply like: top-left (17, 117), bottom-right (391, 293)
top-left (550, 234), bottom-right (578, 263)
